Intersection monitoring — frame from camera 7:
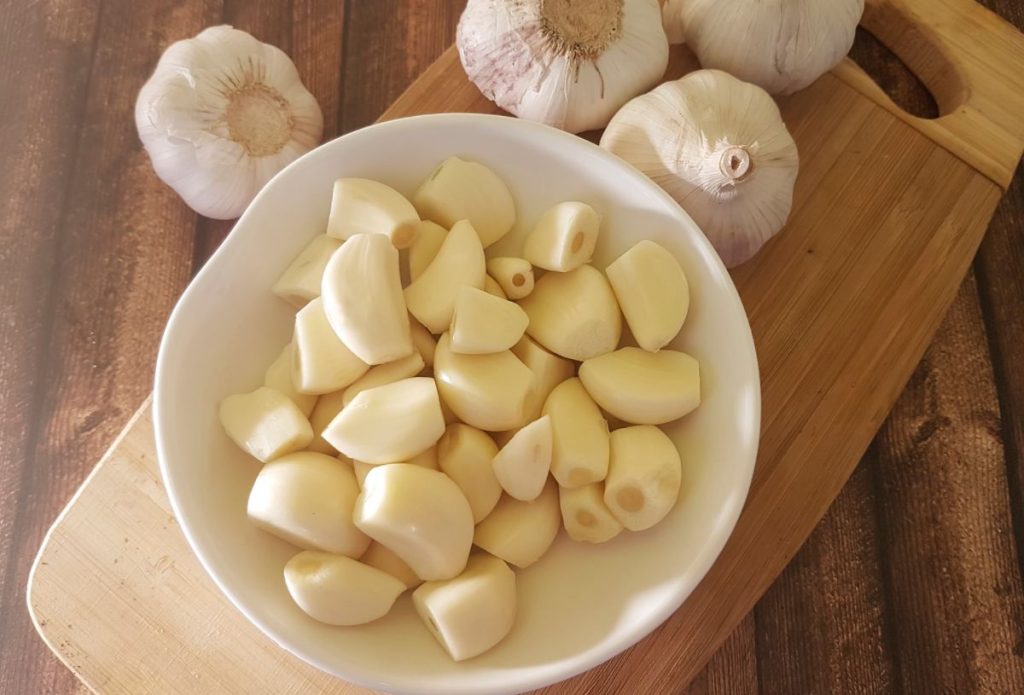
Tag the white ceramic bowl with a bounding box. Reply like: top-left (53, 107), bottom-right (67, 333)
top-left (154, 114), bottom-right (759, 695)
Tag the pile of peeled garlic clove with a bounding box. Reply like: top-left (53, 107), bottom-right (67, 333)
top-left (216, 156), bottom-right (701, 661)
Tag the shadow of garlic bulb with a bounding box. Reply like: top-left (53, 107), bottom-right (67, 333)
top-left (135, 26), bottom-right (323, 219)
top-left (601, 69), bottom-right (799, 267)
top-left (457, 0), bottom-right (669, 134)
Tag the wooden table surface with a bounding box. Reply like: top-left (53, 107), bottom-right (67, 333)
top-left (2, 1), bottom-right (1023, 693)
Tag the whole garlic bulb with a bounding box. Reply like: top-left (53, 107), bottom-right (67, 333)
top-left (675, 0), bottom-right (865, 95)
top-left (601, 69), bottom-right (798, 267)
top-left (135, 26), bottom-right (323, 219)
top-left (457, 0), bottom-right (669, 134)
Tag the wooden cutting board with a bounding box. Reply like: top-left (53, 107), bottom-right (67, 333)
top-left (27, 0), bottom-right (1024, 693)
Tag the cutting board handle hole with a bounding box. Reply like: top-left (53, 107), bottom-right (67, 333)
top-left (850, 27), bottom-right (939, 119)
top-left (852, 1), bottom-right (969, 120)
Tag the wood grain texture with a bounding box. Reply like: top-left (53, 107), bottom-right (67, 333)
top-left (8, 0), bottom-right (1024, 694)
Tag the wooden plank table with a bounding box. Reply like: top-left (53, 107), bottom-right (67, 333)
top-left (2, 1), bottom-right (1022, 693)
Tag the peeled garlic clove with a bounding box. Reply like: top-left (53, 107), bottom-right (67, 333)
top-left (457, 0), bottom-right (669, 134)
top-left (292, 297), bottom-right (370, 394)
top-left (342, 352), bottom-right (425, 406)
top-left (404, 220), bottom-right (486, 333)
top-left (135, 26), bottom-right (323, 219)
top-left (579, 347), bottom-right (700, 425)
top-left (264, 344), bottom-right (317, 416)
top-left (605, 240), bottom-right (689, 351)
top-left (679, 0), bottom-right (864, 95)
top-left (413, 157), bottom-right (516, 248)
top-left (473, 478), bottom-right (561, 568)
top-left (511, 336), bottom-right (576, 422)
top-left (604, 425), bottom-right (682, 530)
top-left (284, 550), bottom-right (405, 626)
top-left (449, 287), bottom-right (529, 355)
top-left (523, 202), bottom-right (600, 272)
top-left (407, 220), bottom-right (448, 282)
top-left (600, 70), bottom-right (799, 267)
top-left (360, 542), bottom-right (422, 589)
top-left (322, 232), bottom-right (414, 365)
top-left (219, 386), bottom-right (312, 463)
top-left (326, 178), bottom-right (420, 249)
top-left (492, 415), bottom-right (552, 502)
top-left (352, 459), bottom-right (373, 488)
top-left (355, 463), bottom-right (475, 580)
top-left (483, 275), bottom-right (507, 299)
top-left (559, 483), bottom-right (623, 543)
top-left (438, 424), bottom-right (502, 523)
top-left (306, 389), bottom-right (346, 454)
top-left (248, 452), bottom-right (369, 556)
top-left (543, 378), bottom-right (609, 488)
top-left (323, 377), bottom-right (445, 463)
top-left (519, 264), bottom-right (621, 361)
top-left (413, 553), bottom-right (516, 662)
top-left (486, 257), bottom-right (534, 300)
top-left (409, 317), bottom-right (438, 366)
top-left (409, 445), bottom-right (439, 470)
top-left (272, 235), bottom-right (341, 308)
top-left (433, 332), bottom-right (533, 431)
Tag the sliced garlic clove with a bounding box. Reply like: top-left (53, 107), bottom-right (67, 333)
top-left (264, 343), bottom-right (317, 416)
top-left (305, 389), bottom-right (346, 454)
top-left (409, 317), bottom-right (438, 366)
top-left (523, 202), bottom-right (600, 272)
top-left (579, 347), bottom-right (700, 425)
top-left (413, 553), bottom-right (516, 662)
top-left (323, 377), bottom-right (445, 464)
top-left (511, 335), bottom-right (576, 422)
top-left (412, 156), bottom-right (516, 248)
top-left (492, 415), bottom-right (552, 501)
top-left (559, 482), bottom-right (623, 543)
top-left (542, 378), bottom-right (609, 488)
top-left (486, 257), bottom-right (534, 300)
top-left (473, 478), bottom-right (561, 568)
top-left (449, 286), bottom-right (529, 355)
top-left (284, 550), bottom-right (405, 626)
top-left (407, 220), bottom-right (448, 282)
top-left (272, 235), bottom-right (341, 308)
top-left (605, 240), bottom-right (689, 352)
top-left (604, 425), bottom-right (682, 530)
top-left (355, 463), bottom-right (475, 580)
top-left (437, 423), bottom-right (502, 523)
top-left (404, 220), bottom-right (486, 333)
top-left (342, 352), bottom-right (425, 407)
top-left (292, 297), bottom-right (370, 394)
top-left (518, 264), bottom-right (621, 361)
top-left (360, 541), bottom-right (422, 589)
top-left (326, 178), bottom-right (420, 249)
top-left (219, 386), bottom-right (313, 463)
top-left (433, 332), bottom-right (533, 431)
top-left (248, 452), bottom-right (369, 556)
top-left (321, 232), bottom-right (414, 365)
top-left (483, 274), bottom-right (507, 299)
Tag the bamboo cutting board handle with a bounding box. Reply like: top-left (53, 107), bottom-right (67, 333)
top-left (837, 0), bottom-right (1024, 188)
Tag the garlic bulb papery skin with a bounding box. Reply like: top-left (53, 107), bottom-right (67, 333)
top-left (600, 70), bottom-right (799, 267)
top-left (135, 26), bottom-right (323, 219)
top-left (679, 0), bottom-right (865, 96)
top-left (661, 0), bottom-right (686, 45)
top-left (457, 0), bottom-right (670, 134)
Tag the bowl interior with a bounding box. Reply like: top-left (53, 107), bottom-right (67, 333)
top-left (154, 114), bottom-right (759, 695)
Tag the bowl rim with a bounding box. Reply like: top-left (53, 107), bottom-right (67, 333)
top-left (154, 112), bottom-right (760, 695)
